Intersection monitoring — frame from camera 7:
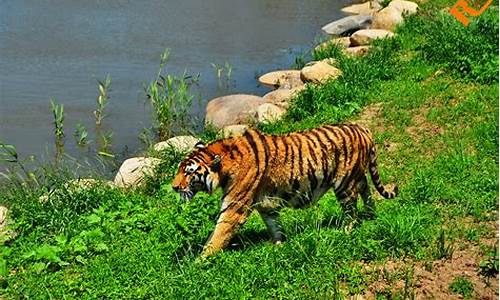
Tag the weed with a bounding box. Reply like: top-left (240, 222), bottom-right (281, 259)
top-left (449, 276), bottom-right (474, 298)
top-left (94, 75), bottom-right (111, 126)
top-left (433, 229), bottom-right (454, 260)
top-left (211, 61), bottom-right (233, 90)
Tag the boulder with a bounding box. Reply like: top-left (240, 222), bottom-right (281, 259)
top-left (321, 15), bottom-right (372, 36)
top-left (314, 37), bottom-right (351, 52)
top-left (257, 103), bottom-right (286, 123)
top-left (300, 59), bottom-right (342, 84)
top-left (350, 29), bottom-right (394, 46)
top-left (258, 70), bottom-right (304, 89)
top-left (154, 135), bottom-right (200, 153)
top-left (371, 6), bottom-right (404, 31)
top-left (263, 86), bottom-right (305, 109)
top-left (205, 94), bottom-right (268, 128)
top-left (114, 157), bottom-right (161, 188)
top-left (222, 125), bottom-right (248, 138)
top-left (388, 0), bottom-right (419, 16)
top-left (341, 1), bottom-right (381, 15)
top-left (343, 46), bottom-right (372, 57)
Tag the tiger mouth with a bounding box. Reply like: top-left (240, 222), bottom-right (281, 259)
top-left (180, 190), bottom-right (195, 201)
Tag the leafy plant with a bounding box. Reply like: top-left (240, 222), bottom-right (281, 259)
top-left (478, 247), bottom-right (499, 278)
top-left (73, 122), bottom-right (89, 147)
top-left (50, 99), bottom-right (65, 140)
top-left (433, 229), bottom-right (454, 259)
top-left (94, 75), bottom-right (111, 126)
top-left (146, 49), bottom-right (200, 140)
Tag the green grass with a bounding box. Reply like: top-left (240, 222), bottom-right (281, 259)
top-left (1, 1), bottom-right (498, 298)
top-left (449, 276), bottom-right (474, 298)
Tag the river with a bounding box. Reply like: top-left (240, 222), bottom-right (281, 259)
top-left (0, 0), bottom-right (349, 164)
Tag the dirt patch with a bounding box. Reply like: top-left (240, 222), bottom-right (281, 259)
top-left (360, 222), bottom-right (499, 299)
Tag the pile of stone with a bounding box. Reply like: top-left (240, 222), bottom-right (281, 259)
top-left (319, 0), bottom-right (419, 57)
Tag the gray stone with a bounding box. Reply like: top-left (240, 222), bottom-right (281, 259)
top-left (321, 15), bottom-right (372, 36)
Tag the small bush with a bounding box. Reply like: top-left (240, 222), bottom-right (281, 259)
top-left (449, 276), bottom-right (474, 298)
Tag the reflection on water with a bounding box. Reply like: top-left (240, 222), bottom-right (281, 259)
top-left (0, 0), bottom-right (348, 162)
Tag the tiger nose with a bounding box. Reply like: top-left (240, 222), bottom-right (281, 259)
top-left (172, 183), bottom-right (180, 192)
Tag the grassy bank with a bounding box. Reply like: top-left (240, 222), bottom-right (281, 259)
top-left (1, 0), bottom-right (498, 298)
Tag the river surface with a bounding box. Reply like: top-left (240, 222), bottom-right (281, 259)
top-left (0, 0), bottom-right (349, 164)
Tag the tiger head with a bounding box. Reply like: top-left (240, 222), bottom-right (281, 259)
top-left (172, 142), bottom-right (222, 201)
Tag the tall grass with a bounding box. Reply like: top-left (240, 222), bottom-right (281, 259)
top-left (50, 99), bottom-right (65, 157)
top-left (146, 49), bottom-right (200, 140)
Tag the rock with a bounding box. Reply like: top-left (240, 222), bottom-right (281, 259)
top-left (350, 29), bottom-right (394, 46)
top-left (205, 94), bottom-right (268, 128)
top-left (114, 157), bottom-right (161, 188)
top-left (341, 1), bottom-right (381, 15)
top-left (300, 59), bottom-right (342, 84)
top-left (258, 70), bottom-right (304, 89)
top-left (257, 103), bottom-right (286, 123)
top-left (388, 0), bottom-right (419, 16)
top-left (154, 135), bottom-right (200, 153)
top-left (314, 37), bottom-right (351, 52)
top-left (321, 15), bottom-right (372, 36)
top-left (263, 86), bottom-right (305, 109)
top-left (222, 125), bottom-right (248, 138)
top-left (343, 46), bottom-right (372, 57)
top-left (0, 206), bottom-right (8, 228)
top-left (371, 6), bottom-right (404, 31)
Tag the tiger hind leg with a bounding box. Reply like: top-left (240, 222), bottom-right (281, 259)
top-left (335, 188), bottom-right (359, 232)
top-left (258, 209), bottom-right (285, 244)
top-left (359, 175), bottom-right (376, 218)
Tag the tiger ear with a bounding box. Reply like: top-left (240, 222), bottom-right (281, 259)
top-left (195, 141), bottom-right (205, 149)
top-left (210, 155), bottom-right (222, 171)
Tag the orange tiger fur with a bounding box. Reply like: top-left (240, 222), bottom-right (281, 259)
top-left (172, 123), bottom-right (398, 257)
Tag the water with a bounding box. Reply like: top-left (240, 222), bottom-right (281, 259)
top-left (0, 0), bottom-right (348, 163)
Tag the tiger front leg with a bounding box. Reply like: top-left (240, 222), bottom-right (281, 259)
top-left (201, 197), bottom-right (252, 258)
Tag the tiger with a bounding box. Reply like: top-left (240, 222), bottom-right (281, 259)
top-left (172, 123), bottom-right (398, 258)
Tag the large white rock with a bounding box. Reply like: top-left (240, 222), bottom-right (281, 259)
top-left (371, 6), bottom-right (404, 31)
top-left (321, 15), bottom-right (373, 36)
top-left (341, 1), bottom-right (381, 15)
top-left (350, 29), bottom-right (394, 46)
top-left (154, 136), bottom-right (200, 153)
top-left (263, 86), bottom-right (305, 109)
top-left (257, 103), bottom-right (286, 123)
top-left (300, 59), bottom-right (342, 84)
top-left (114, 157), bottom-right (161, 188)
top-left (205, 94), bottom-right (268, 128)
top-left (343, 45), bottom-right (372, 57)
top-left (388, 0), bottom-right (419, 16)
top-left (222, 125), bottom-right (248, 138)
top-left (258, 70), bottom-right (304, 89)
